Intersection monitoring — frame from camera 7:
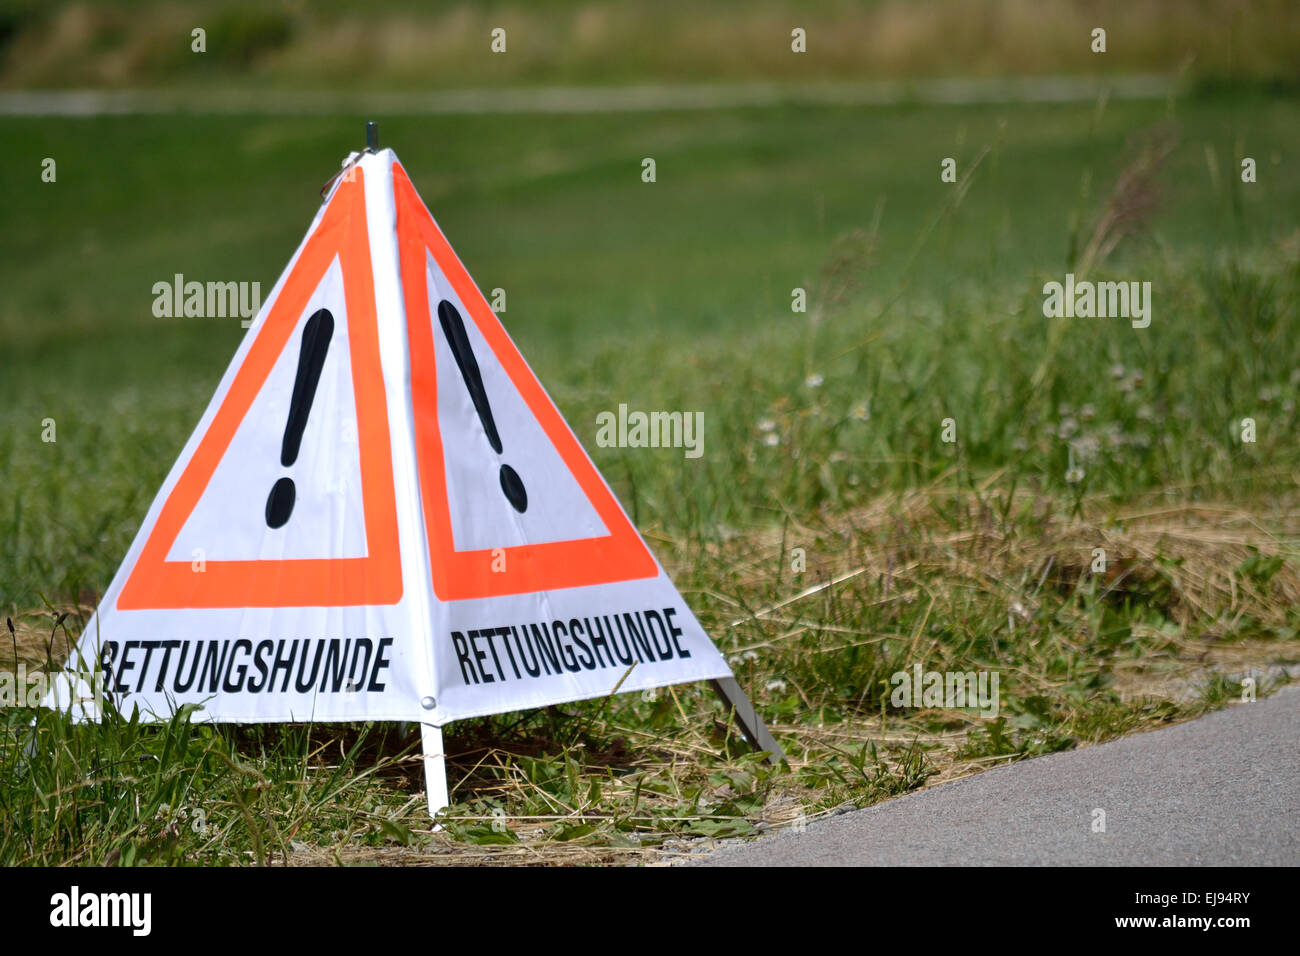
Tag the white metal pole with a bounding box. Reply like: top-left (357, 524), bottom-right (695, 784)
top-left (421, 723), bottom-right (450, 823)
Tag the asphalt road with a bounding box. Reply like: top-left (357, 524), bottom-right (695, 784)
top-left (695, 687), bottom-right (1300, 866)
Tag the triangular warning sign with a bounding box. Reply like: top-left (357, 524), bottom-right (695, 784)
top-left (48, 141), bottom-right (781, 815)
top-left (393, 164), bottom-right (657, 601)
top-left (118, 172), bottom-right (401, 610)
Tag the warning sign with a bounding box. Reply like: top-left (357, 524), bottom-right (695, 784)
top-left (394, 165), bottom-right (658, 601)
top-left (46, 146), bottom-right (764, 790)
top-left (117, 172), bottom-right (401, 610)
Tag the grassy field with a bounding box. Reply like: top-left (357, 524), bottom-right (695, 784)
top-left (2, 90), bottom-right (1299, 864)
top-left (4, 0), bottom-right (1298, 90)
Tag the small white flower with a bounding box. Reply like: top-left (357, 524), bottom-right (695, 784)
top-left (1072, 434), bottom-right (1101, 463)
top-left (1065, 444), bottom-right (1085, 484)
top-left (804, 373), bottom-right (824, 389)
top-left (757, 418), bottom-right (777, 433)
top-left (764, 432), bottom-right (780, 446)
top-left (765, 679), bottom-right (787, 693)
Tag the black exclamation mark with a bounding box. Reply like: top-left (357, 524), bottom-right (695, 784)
top-left (266, 308), bottom-right (334, 528)
top-left (437, 299), bottom-right (527, 513)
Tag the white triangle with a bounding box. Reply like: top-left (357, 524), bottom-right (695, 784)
top-left (424, 250), bottom-right (609, 552)
top-left (168, 258), bottom-right (368, 563)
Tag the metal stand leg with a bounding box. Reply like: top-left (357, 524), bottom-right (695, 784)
top-left (421, 723), bottom-right (450, 824)
top-left (711, 677), bottom-right (786, 763)
top-left (419, 682), bottom-right (783, 823)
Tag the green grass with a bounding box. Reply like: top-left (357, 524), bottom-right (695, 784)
top-left (2, 93), bottom-right (1299, 864)
top-left (5, 0), bottom-right (1298, 91)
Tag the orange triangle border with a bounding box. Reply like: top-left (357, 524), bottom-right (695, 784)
top-left (117, 172), bottom-right (402, 610)
top-left (394, 163), bottom-right (657, 601)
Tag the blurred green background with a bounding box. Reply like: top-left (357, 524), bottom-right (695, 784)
top-left (1, 1), bottom-right (1297, 608)
top-left (2, 0), bottom-right (1298, 90)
